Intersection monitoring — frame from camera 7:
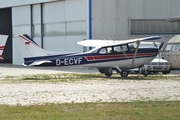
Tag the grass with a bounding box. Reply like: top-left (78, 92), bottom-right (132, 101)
top-left (0, 101), bottom-right (179, 120)
top-left (1, 73), bottom-right (177, 83)
top-left (0, 73), bottom-right (179, 119)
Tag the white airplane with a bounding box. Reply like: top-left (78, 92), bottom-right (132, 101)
top-left (0, 34), bottom-right (8, 60)
top-left (14, 34), bottom-right (161, 77)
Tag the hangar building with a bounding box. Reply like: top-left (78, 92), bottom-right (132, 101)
top-left (0, 0), bottom-right (180, 65)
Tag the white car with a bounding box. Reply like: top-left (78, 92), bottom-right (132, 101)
top-left (143, 56), bottom-right (171, 75)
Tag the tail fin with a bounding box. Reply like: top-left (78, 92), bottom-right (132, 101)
top-left (14, 34), bottom-right (49, 58)
top-left (0, 34), bottom-right (8, 59)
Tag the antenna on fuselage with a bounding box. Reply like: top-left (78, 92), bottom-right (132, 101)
top-left (106, 35), bottom-right (116, 43)
top-left (106, 36), bottom-right (112, 40)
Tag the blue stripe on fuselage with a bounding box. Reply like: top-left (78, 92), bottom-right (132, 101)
top-left (24, 48), bottom-right (158, 66)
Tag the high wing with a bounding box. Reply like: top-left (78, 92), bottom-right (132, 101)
top-left (78, 36), bottom-right (161, 69)
top-left (77, 36), bottom-right (161, 47)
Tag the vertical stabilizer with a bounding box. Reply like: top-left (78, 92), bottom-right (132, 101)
top-left (14, 34), bottom-right (49, 58)
top-left (0, 34), bottom-right (8, 59)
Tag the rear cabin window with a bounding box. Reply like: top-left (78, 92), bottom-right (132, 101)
top-left (113, 46), bottom-right (122, 53)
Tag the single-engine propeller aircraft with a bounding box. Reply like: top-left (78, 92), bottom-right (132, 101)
top-left (0, 34), bottom-right (8, 59)
top-left (14, 34), bottom-right (162, 77)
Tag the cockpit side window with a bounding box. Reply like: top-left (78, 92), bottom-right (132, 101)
top-left (164, 44), bottom-right (172, 52)
top-left (128, 43), bottom-right (136, 51)
top-left (121, 45), bottom-right (128, 52)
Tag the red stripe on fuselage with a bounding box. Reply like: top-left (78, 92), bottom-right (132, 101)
top-left (85, 56), bottom-right (94, 60)
top-left (85, 52), bottom-right (158, 61)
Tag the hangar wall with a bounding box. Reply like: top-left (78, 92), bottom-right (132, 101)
top-left (0, 8), bottom-right (12, 63)
top-left (92, 0), bottom-right (180, 43)
top-left (12, 0), bottom-right (87, 65)
top-left (1, 0), bottom-right (180, 65)
top-left (0, 0), bottom-right (59, 8)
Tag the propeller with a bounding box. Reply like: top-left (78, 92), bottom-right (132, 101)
top-left (153, 42), bottom-right (164, 50)
top-left (158, 42), bottom-right (164, 50)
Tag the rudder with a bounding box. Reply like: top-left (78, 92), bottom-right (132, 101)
top-left (14, 34), bottom-right (49, 58)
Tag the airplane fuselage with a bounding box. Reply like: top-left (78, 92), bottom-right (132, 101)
top-left (24, 47), bottom-right (158, 69)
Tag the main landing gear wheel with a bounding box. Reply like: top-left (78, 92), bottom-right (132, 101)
top-left (104, 69), bottom-right (112, 77)
top-left (120, 70), bottom-right (129, 77)
top-left (98, 69), bottom-right (105, 74)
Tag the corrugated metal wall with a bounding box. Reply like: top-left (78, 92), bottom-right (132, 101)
top-left (0, 0), bottom-right (59, 8)
top-left (92, 0), bottom-right (180, 42)
top-left (2, 0), bottom-right (180, 65)
top-left (12, 0), bottom-right (87, 65)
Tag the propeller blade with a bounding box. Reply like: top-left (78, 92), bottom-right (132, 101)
top-left (159, 42), bottom-right (164, 50)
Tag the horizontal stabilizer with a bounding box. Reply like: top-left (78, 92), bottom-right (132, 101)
top-left (25, 60), bottom-right (52, 66)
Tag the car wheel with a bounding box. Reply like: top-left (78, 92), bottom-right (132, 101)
top-left (162, 72), bottom-right (167, 74)
top-left (162, 71), bottom-right (170, 74)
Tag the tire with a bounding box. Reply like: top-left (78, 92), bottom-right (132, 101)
top-left (143, 70), bottom-right (149, 76)
top-left (98, 69), bottom-right (106, 74)
top-left (120, 70), bottom-right (129, 77)
top-left (104, 69), bottom-right (112, 77)
top-left (162, 72), bottom-right (167, 74)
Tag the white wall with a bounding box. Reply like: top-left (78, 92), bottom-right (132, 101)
top-left (43, 0), bottom-right (87, 53)
top-left (43, 36), bottom-right (84, 52)
top-left (43, 2), bottom-right (66, 23)
top-left (12, 0), bottom-right (88, 65)
top-left (0, 0), bottom-right (59, 8)
top-left (66, 0), bottom-right (87, 21)
top-left (12, 5), bottom-right (31, 65)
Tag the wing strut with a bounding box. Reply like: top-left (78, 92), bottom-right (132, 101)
top-left (131, 41), bottom-right (141, 65)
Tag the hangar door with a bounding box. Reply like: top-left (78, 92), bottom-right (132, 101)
top-left (0, 8), bottom-right (12, 63)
